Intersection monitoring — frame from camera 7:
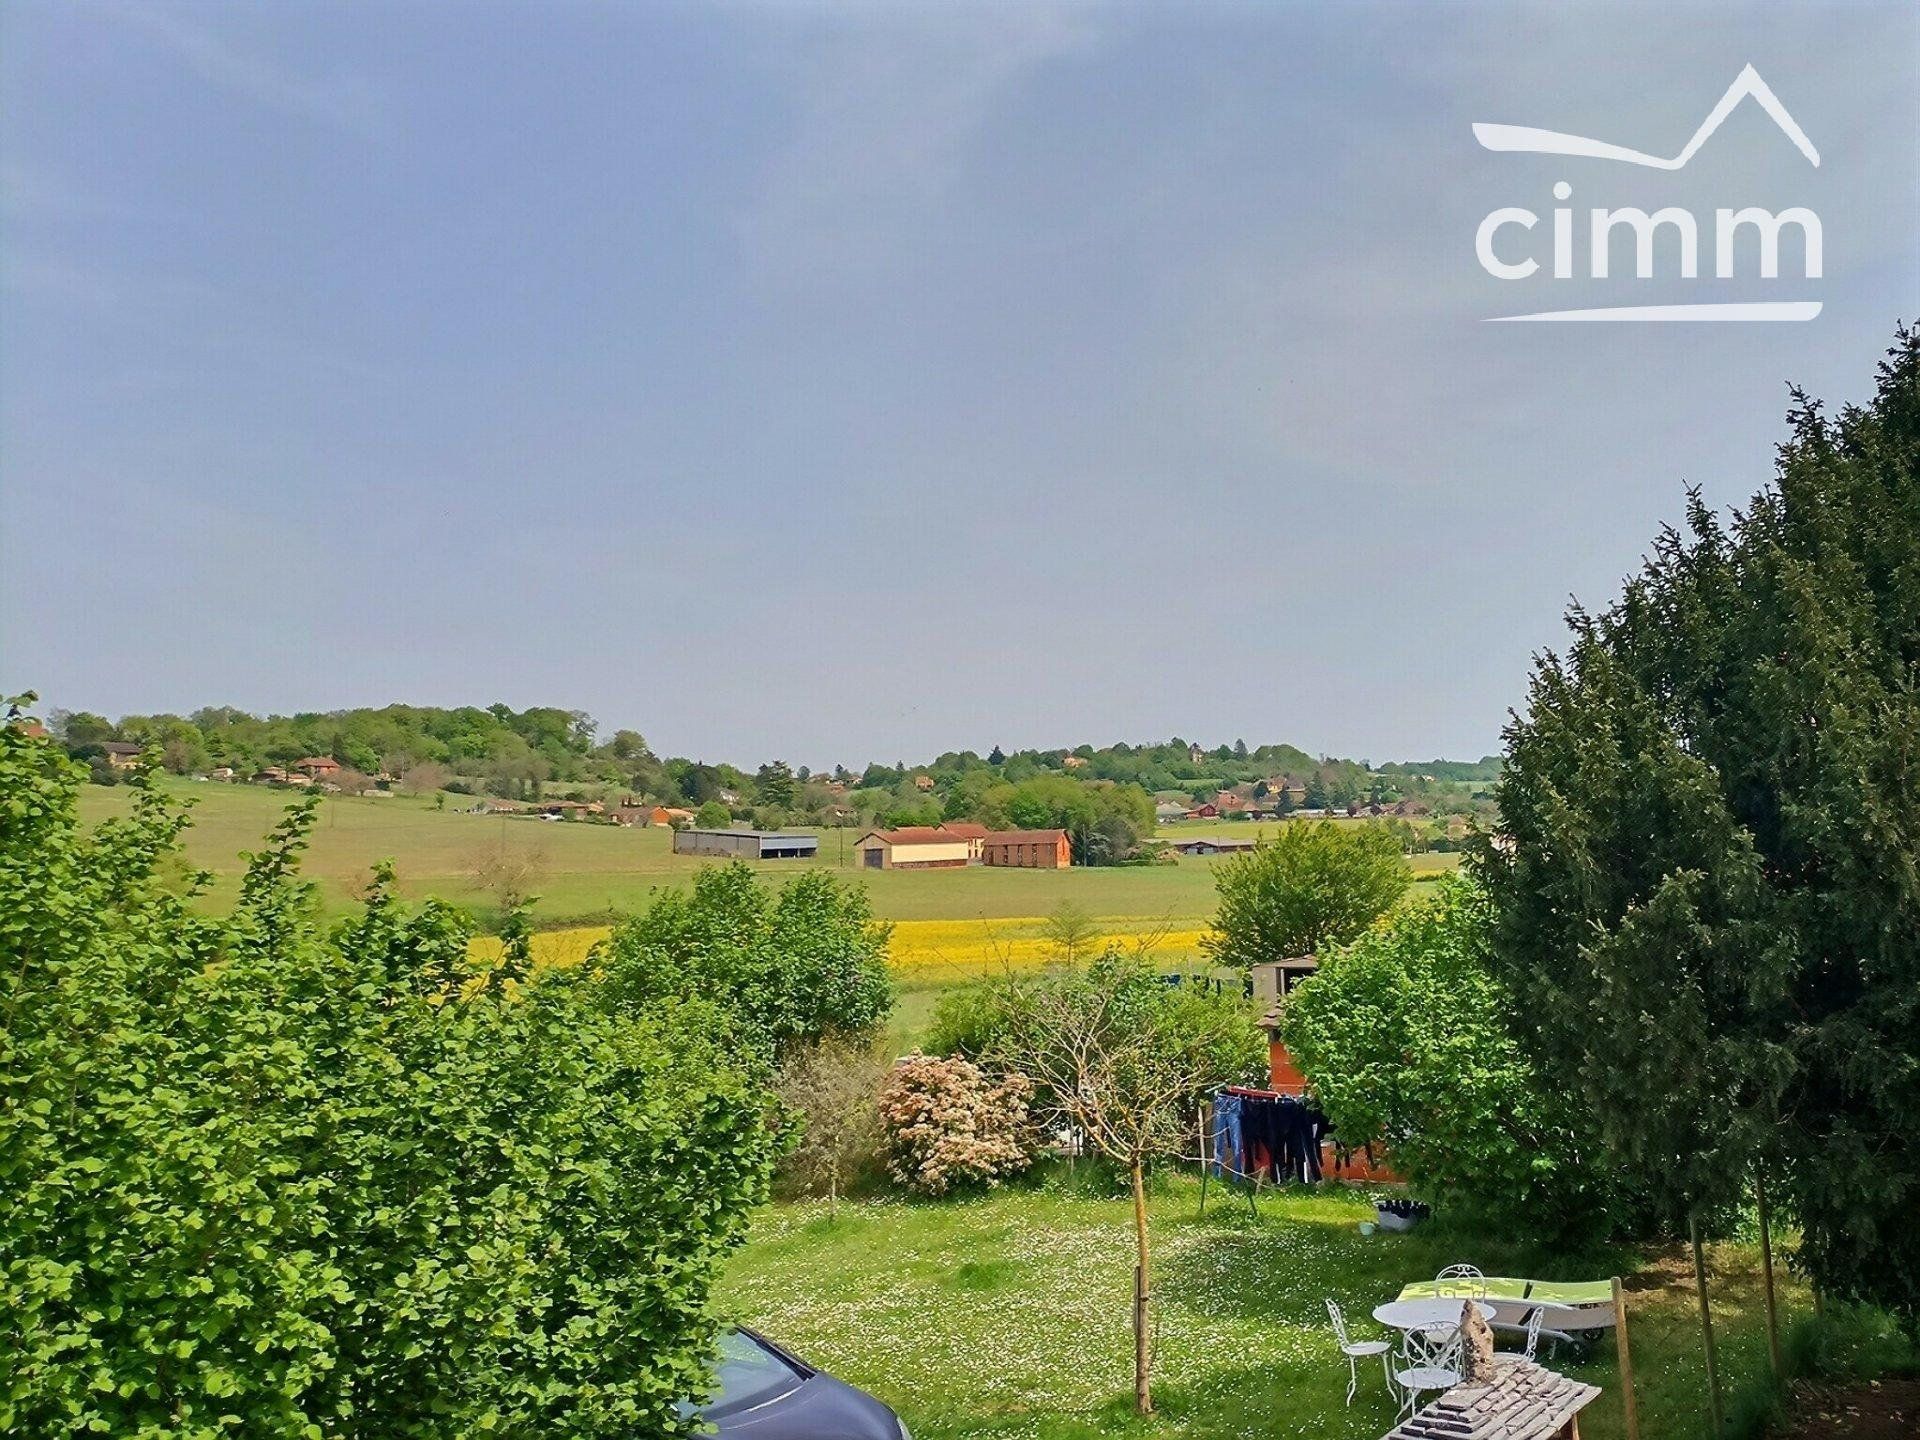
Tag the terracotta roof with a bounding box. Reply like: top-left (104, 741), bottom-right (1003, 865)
top-left (939, 821), bottom-right (990, 839)
top-left (982, 829), bottom-right (1068, 845)
top-left (864, 827), bottom-right (965, 846)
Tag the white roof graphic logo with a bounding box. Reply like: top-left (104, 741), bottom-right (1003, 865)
top-left (1474, 64), bottom-right (1819, 170)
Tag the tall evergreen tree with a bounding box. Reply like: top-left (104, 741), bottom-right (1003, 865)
top-left (1480, 328), bottom-right (1920, 1317)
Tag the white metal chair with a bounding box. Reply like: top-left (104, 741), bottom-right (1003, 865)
top-left (1494, 1304), bottom-right (1547, 1367)
top-left (1324, 1298), bottom-right (1391, 1407)
top-left (1392, 1321), bottom-right (1465, 1420)
top-left (1433, 1262), bottom-right (1487, 1297)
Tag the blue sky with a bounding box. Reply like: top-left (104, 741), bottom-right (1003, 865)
top-left (4, 1), bottom-right (1915, 769)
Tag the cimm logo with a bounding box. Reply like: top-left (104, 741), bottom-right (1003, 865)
top-left (1473, 65), bottom-right (1822, 322)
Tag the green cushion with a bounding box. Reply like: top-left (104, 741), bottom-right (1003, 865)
top-left (1397, 1277), bottom-right (1613, 1306)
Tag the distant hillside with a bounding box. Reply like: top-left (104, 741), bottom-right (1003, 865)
top-left (40, 700), bottom-right (1497, 830)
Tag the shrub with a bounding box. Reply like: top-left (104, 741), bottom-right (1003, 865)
top-left (878, 1054), bottom-right (1036, 1195)
top-left (0, 707), bottom-right (777, 1439)
top-left (1282, 877), bottom-right (1621, 1239)
top-left (775, 1038), bottom-right (888, 1213)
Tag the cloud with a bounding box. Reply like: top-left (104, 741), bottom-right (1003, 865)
top-left (106, 0), bottom-right (386, 139)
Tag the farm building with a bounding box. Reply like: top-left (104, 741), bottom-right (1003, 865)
top-left (97, 741), bottom-right (144, 771)
top-left (646, 805), bottom-right (695, 827)
top-left (981, 829), bottom-right (1071, 869)
top-left (937, 820), bottom-right (990, 861)
top-left (672, 828), bottom-right (819, 860)
top-left (855, 827), bottom-right (971, 870)
top-left (293, 756), bottom-right (341, 781)
top-left (1171, 837), bottom-right (1256, 856)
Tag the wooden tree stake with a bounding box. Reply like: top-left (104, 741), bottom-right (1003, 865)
top-left (1612, 1275), bottom-right (1640, 1440)
top-left (1691, 1215), bottom-right (1724, 1438)
top-left (1756, 1170), bottom-right (1783, 1378)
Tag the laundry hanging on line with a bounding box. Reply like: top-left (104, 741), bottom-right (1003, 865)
top-left (1209, 1086), bottom-right (1329, 1184)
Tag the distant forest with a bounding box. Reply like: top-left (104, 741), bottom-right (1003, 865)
top-left (46, 702), bottom-right (1500, 842)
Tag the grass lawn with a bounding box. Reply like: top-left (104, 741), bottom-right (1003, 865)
top-left (717, 1176), bottom-right (1908, 1440)
top-left (74, 778), bottom-right (1459, 930)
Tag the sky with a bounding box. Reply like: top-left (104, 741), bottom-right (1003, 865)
top-left (3, 1), bottom-right (1916, 771)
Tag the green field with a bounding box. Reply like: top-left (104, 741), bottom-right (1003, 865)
top-left (719, 1177), bottom-right (1903, 1440)
top-left (74, 780), bottom-right (1459, 929)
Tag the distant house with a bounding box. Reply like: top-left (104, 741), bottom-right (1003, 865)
top-left (293, 756), bottom-right (340, 781)
top-left (535, 799), bottom-right (603, 818)
top-left (647, 805), bottom-right (695, 827)
top-left (1264, 776), bottom-right (1308, 804)
top-left (1186, 802), bottom-right (1219, 819)
top-left (1215, 790), bottom-right (1247, 813)
top-left (1391, 799), bottom-right (1431, 817)
top-left (209, 766), bottom-right (237, 782)
top-left (254, 766), bottom-right (294, 785)
top-left (855, 827), bottom-right (971, 870)
top-left (98, 741), bottom-right (144, 771)
top-left (912, 773), bottom-right (935, 792)
top-left (1154, 802), bottom-right (1188, 824)
top-left (1172, 837), bottom-right (1257, 856)
top-left (1062, 754), bottom-right (1088, 769)
top-left (981, 829), bottom-right (1071, 869)
top-left (938, 820), bottom-right (990, 862)
top-left (473, 799), bottom-right (527, 814)
top-left (672, 827), bottom-right (819, 860)
top-left (606, 806), bottom-right (649, 826)
top-left (1187, 742), bottom-right (1207, 764)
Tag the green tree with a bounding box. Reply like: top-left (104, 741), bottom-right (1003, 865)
top-left (987, 952), bottom-right (1264, 1415)
top-left (1204, 820), bottom-right (1409, 966)
top-left (694, 799), bottom-right (732, 828)
top-left (597, 863), bottom-right (893, 1060)
top-left (1282, 878), bottom-right (1618, 1238)
top-left (755, 760), bottom-right (797, 810)
top-left (1480, 328), bottom-right (1920, 1316)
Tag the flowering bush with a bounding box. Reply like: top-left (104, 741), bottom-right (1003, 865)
top-left (878, 1054), bottom-right (1037, 1194)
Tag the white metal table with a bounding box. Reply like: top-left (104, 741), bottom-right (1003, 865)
top-left (1372, 1298), bottom-right (1496, 1332)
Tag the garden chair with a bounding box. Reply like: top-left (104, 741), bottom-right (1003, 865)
top-left (1493, 1304), bottom-right (1547, 1367)
top-left (1391, 1321), bottom-right (1465, 1420)
top-left (1324, 1298), bottom-right (1391, 1407)
top-left (1433, 1262), bottom-right (1487, 1297)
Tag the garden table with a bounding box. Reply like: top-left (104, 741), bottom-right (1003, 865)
top-left (1372, 1298), bottom-right (1495, 1332)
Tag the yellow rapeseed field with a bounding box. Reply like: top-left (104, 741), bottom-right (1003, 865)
top-left (468, 917), bottom-right (1215, 981)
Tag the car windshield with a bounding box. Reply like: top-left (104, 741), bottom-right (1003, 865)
top-left (697, 1329), bottom-right (804, 1415)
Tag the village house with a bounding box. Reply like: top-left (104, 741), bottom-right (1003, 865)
top-left (293, 756), bottom-right (340, 782)
top-left (981, 828), bottom-right (1071, 869)
top-left (855, 827), bottom-right (971, 870)
top-left (646, 805), bottom-right (695, 827)
top-left (1185, 802), bottom-right (1219, 819)
top-left (1061, 753), bottom-right (1088, 769)
top-left (912, 773), bottom-right (935, 791)
top-left (98, 741), bottom-right (144, 771)
top-left (208, 766), bottom-right (236, 782)
top-left (1214, 789), bottom-right (1247, 813)
top-left (1154, 802), bottom-right (1188, 825)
